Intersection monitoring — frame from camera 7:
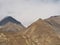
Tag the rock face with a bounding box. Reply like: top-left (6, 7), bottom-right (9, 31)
top-left (45, 16), bottom-right (60, 37)
top-left (21, 19), bottom-right (60, 45)
top-left (0, 16), bottom-right (25, 33)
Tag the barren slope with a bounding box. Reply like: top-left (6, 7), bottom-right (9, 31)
top-left (0, 16), bottom-right (25, 34)
top-left (45, 16), bottom-right (60, 37)
top-left (0, 22), bottom-right (25, 32)
top-left (22, 19), bottom-right (60, 45)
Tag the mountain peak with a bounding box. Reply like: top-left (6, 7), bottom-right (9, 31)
top-left (0, 16), bottom-right (21, 26)
top-left (5, 16), bottom-right (13, 19)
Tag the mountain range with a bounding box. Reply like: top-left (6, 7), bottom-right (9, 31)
top-left (0, 16), bottom-right (60, 45)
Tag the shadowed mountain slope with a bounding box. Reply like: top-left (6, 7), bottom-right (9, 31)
top-left (0, 16), bottom-right (22, 26)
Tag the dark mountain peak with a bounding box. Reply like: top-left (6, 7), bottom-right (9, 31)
top-left (0, 16), bottom-right (21, 26)
top-left (5, 16), bottom-right (13, 19)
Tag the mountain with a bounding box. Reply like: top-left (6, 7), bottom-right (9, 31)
top-left (0, 16), bottom-right (22, 26)
top-left (0, 16), bottom-right (26, 45)
top-left (0, 18), bottom-right (60, 45)
top-left (45, 15), bottom-right (60, 37)
top-left (0, 22), bottom-right (25, 33)
top-left (0, 16), bottom-right (25, 33)
top-left (20, 19), bottom-right (60, 45)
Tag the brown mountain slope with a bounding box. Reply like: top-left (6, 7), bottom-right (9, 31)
top-left (45, 16), bottom-right (60, 37)
top-left (20, 19), bottom-right (60, 45)
top-left (0, 22), bottom-right (25, 34)
top-left (0, 32), bottom-right (28, 45)
top-left (0, 32), bottom-right (13, 45)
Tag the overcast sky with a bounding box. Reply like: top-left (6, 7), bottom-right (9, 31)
top-left (0, 0), bottom-right (60, 27)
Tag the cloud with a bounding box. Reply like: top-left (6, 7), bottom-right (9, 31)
top-left (0, 0), bottom-right (60, 27)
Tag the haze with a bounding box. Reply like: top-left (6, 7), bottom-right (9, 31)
top-left (0, 0), bottom-right (60, 27)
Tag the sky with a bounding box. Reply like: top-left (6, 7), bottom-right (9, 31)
top-left (0, 0), bottom-right (60, 27)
